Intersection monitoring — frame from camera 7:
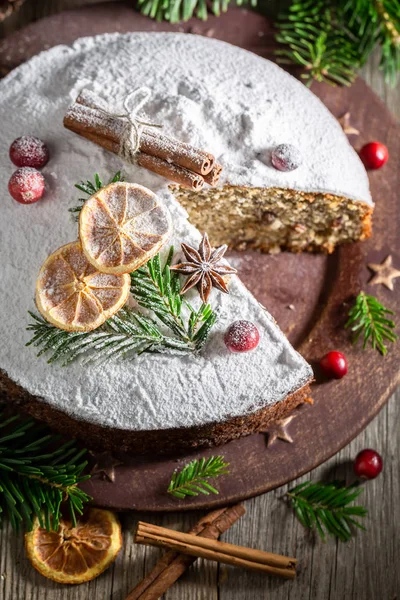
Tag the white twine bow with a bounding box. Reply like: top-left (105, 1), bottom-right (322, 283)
top-left (98, 87), bottom-right (162, 161)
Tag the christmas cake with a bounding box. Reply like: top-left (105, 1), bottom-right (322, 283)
top-left (0, 32), bottom-right (372, 454)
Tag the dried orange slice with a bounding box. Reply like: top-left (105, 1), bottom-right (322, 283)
top-left (79, 182), bottom-right (172, 275)
top-left (25, 509), bottom-right (122, 584)
top-left (36, 241), bottom-right (130, 332)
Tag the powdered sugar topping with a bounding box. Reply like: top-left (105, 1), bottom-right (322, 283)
top-left (0, 32), bottom-right (333, 431)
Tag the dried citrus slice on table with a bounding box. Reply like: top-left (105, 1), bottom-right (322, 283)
top-left (25, 508), bottom-right (122, 584)
top-left (36, 241), bottom-right (130, 332)
top-left (79, 181), bottom-right (172, 275)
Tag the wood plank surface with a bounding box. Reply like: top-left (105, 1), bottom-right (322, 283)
top-left (0, 2), bottom-right (399, 600)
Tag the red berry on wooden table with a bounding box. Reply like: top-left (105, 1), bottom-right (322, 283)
top-left (9, 136), bottom-right (49, 169)
top-left (354, 448), bottom-right (383, 480)
top-left (224, 320), bottom-right (260, 353)
top-left (319, 351), bottom-right (348, 379)
top-left (8, 167), bottom-right (45, 204)
top-left (359, 142), bottom-right (388, 170)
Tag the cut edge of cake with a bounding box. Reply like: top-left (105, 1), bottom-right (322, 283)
top-left (173, 185), bottom-right (373, 254)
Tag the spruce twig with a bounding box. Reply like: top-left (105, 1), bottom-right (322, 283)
top-left (0, 411), bottom-right (91, 531)
top-left (27, 248), bottom-right (217, 365)
top-left (275, 0), bottom-right (400, 87)
top-left (130, 251), bottom-right (218, 351)
top-left (167, 456), bottom-right (230, 499)
top-left (69, 171), bottom-right (123, 220)
top-left (286, 480), bottom-right (367, 542)
top-left (136, 0), bottom-right (256, 24)
top-left (345, 291), bottom-right (397, 355)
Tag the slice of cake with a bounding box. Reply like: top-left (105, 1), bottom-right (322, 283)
top-left (1, 180), bottom-right (313, 453)
top-left (0, 31), bottom-right (372, 455)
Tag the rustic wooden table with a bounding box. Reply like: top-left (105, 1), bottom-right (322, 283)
top-left (0, 2), bottom-right (399, 599)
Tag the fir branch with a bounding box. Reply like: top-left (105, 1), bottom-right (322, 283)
top-left (69, 171), bottom-right (123, 221)
top-left (137, 0), bottom-right (256, 24)
top-left (167, 456), bottom-right (230, 499)
top-left (28, 249), bottom-right (217, 365)
top-left (0, 411), bottom-right (91, 531)
top-left (287, 481), bottom-right (367, 542)
top-left (275, 1), bottom-right (363, 86)
top-left (345, 291), bottom-right (397, 355)
top-left (26, 307), bottom-right (187, 366)
top-left (349, 0), bottom-right (400, 86)
top-left (130, 250), bottom-right (218, 350)
top-left (276, 0), bottom-right (400, 87)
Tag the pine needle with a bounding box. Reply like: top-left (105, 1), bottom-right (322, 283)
top-left (0, 411), bottom-right (91, 531)
top-left (345, 291), bottom-right (397, 355)
top-left (287, 480), bottom-right (367, 542)
top-left (167, 456), bottom-right (230, 499)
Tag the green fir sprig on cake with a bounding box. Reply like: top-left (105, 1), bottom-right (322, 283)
top-left (0, 411), bottom-right (91, 531)
top-left (27, 248), bottom-right (218, 365)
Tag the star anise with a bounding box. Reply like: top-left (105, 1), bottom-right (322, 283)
top-left (170, 233), bottom-right (237, 303)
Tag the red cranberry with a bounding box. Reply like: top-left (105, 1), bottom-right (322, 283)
top-left (8, 167), bottom-right (45, 204)
top-left (224, 320), bottom-right (260, 353)
top-left (271, 143), bottom-right (302, 172)
top-left (354, 449), bottom-right (383, 480)
top-left (319, 351), bottom-right (348, 379)
top-left (9, 136), bottom-right (49, 169)
top-left (359, 142), bottom-right (388, 170)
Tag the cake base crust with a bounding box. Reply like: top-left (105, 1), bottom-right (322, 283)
top-left (1, 369), bottom-right (311, 455)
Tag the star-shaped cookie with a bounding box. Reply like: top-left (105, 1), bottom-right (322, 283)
top-left (338, 112), bottom-right (359, 136)
top-left (90, 451), bottom-right (123, 483)
top-left (260, 415), bottom-right (297, 447)
top-left (368, 255), bottom-right (400, 291)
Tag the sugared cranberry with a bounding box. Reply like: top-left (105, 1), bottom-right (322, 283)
top-left (359, 142), bottom-right (388, 170)
top-left (8, 167), bottom-right (45, 204)
top-left (319, 351), bottom-right (348, 379)
top-left (354, 449), bottom-right (383, 480)
top-left (9, 136), bottom-right (49, 169)
top-left (271, 143), bottom-right (302, 172)
top-left (224, 320), bottom-right (260, 353)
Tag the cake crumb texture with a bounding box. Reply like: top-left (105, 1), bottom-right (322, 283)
top-left (174, 185), bottom-right (372, 254)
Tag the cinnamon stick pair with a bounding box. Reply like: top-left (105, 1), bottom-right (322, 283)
top-left (126, 504), bottom-right (245, 600)
top-left (128, 506), bottom-right (297, 599)
top-left (63, 89), bottom-right (222, 191)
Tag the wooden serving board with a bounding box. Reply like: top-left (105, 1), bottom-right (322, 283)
top-left (1, 2), bottom-right (399, 512)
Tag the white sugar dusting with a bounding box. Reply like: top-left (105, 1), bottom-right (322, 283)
top-left (2, 31), bottom-right (372, 432)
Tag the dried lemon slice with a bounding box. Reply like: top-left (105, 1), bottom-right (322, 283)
top-left (25, 509), bottom-right (122, 584)
top-left (36, 241), bottom-right (130, 332)
top-left (79, 181), bottom-right (172, 275)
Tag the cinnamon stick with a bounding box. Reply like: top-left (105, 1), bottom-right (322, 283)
top-left (66, 89), bottom-right (215, 176)
top-left (126, 504), bottom-right (245, 600)
top-left (65, 126), bottom-right (204, 191)
top-left (135, 521), bottom-right (297, 580)
top-left (137, 153), bottom-right (204, 191)
top-left (204, 162), bottom-right (223, 186)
